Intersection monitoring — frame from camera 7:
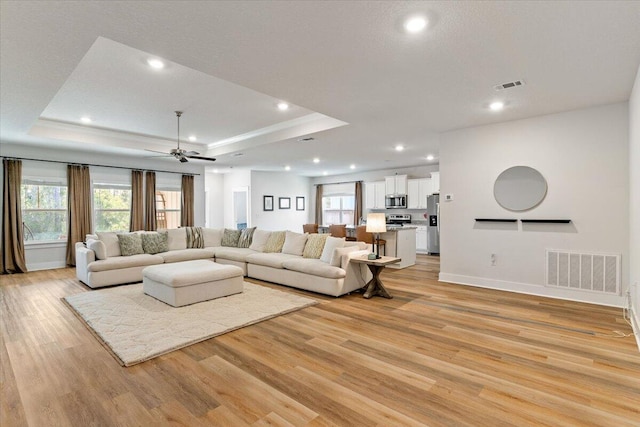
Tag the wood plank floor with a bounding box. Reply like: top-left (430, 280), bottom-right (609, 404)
top-left (1, 255), bottom-right (639, 426)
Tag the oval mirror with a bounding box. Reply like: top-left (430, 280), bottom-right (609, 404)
top-left (494, 166), bottom-right (547, 211)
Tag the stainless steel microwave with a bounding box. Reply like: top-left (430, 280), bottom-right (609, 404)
top-left (385, 195), bottom-right (407, 209)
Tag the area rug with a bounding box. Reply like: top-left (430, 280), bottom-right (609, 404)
top-left (63, 282), bottom-right (317, 366)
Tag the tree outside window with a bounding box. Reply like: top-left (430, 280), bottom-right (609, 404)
top-left (93, 183), bottom-right (131, 232)
top-left (21, 182), bottom-right (67, 241)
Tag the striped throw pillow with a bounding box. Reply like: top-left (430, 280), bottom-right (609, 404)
top-left (185, 227), bottom-right (204, 248)
top-left (237, 227), bottom-right (256, 248)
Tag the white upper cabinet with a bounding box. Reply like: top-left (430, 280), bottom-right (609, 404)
top-left (365, 181), bottom-right (386, 209)
top-left (430, 171), bottom-right (440, 194)
top-left (407, 178), bottom-right (432, 209)
top-left (385, 174), bottom-right (408, 195)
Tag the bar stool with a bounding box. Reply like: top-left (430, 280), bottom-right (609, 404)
top-left (355, 225), bottom-right (386, 256)
top-left (328, 224), bottom-right (347, 238)
top-left (303, 223), bottom-right (319, 234)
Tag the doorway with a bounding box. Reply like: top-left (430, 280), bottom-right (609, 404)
top-left (233, 186), bottom-right (249, 230)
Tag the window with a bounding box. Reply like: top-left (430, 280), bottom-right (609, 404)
top-left (21, 181), bottom-right (67, 241)
top-left (322, 195), bottom-right (355, 225)
top-left (93, 183), bottom-right (131, 232)
top-left (156, 189), bottom-right (181, 229)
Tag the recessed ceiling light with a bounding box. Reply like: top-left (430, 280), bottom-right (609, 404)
top-left (147, 58), bottom-right (165, 69)
top-left (426, 155), bottom-right (434, 161)
top-left (350, 164), bottom-right (356, 170)
top-left (277, 102), bottom-right (289, 111)
top-left (80, 116), bottom-right (92, 124)
top-left (213, 169), bottom-right (219, 173)
top-left (313, 157), bottom-right (320, 163)
top-left (489, 101), bottom-right (504, 111)
top-left (188, 135), bottom-right (196, 142)
top-left (395, 145), bottom-right (404, 152)
top-left (323, 171), bottom-right (328, 176)
top-left (404, 16), bottom-right (427, 33)
top-left (285, 165), bottom-right (291, 171)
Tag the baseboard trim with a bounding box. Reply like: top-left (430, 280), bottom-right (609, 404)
top-left (631, 308), bottom-right (640, 352)
top-left (438, 273), bottom-right (626, 308)
top-left (26, 261), bottom-right (67, 271)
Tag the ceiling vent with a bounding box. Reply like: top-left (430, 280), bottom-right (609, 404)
top-left (297, 137), bottom-right (315, 142)
top-left (494, 80), bottom-right (525, 91)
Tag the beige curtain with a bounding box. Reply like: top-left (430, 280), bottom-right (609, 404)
top-left (315, 184), bottom-right (323, 225)
top-left (144, 171), bottom-right (157, 231)
top-left (181, 174), bottom-right (194, 227)
top-left (66, 165), bottom-right (92, 266)
top-left (1, 159), bottom-right (28, 274)
top-left (129, 170), bottom-right (144, 231)
top-left (354, 181), bottom-right (363, 226)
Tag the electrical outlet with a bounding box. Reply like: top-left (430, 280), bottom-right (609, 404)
top-left (490, 253), bottom-right (497, 266)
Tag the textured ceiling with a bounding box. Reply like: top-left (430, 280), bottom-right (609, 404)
top-left (1, 1), bottom-right (639, 175)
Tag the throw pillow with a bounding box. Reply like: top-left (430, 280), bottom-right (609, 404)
top-left (141, 231), bottom-right (168, 254)
top-left (202, 228), bottom-right (222, 247)
top-left (221, 228), bottom-right (242, 247)
top-left (320, 236), bottom-right (346, 264)
top-left (96, 231), bottom-right (121, 257)
top-left (281, 231), bottom-right (308, 256)
top-left (117, 233), bottom-right (144, 256)
top-left (237, 227), bottom-right (256, 248)
top-left (164, 228), bottom-right (187, 251)
top-left (249, 229), bottom-right (271, 252)
top-left (185, 226), bottom-right (204, 248)
top-left (302, 233), bottom-right (328, 259)
top-left (330, 245), bottom-right (360, 267)
top-left (263, 231), bottom-right (286, 253)
top-left (87, 238), bottom-right (107, 260)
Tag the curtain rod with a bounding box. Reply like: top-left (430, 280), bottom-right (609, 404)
top-left (314, 180), bottom-right (362, 186)
top-left (1, 156), bottom-right (200, 176)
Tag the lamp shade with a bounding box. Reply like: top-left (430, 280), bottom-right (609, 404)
top-left (366, 213), bottom-right (387, 233)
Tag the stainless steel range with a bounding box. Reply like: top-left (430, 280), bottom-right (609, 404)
top-left (386, 214), bottom-right (411, 226)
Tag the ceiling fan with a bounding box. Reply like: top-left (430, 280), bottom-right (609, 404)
top-left (146, 111), bottom-right (216, 163)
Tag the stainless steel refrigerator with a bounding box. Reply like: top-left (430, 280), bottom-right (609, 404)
top-left (427, 194), bottom-right (440, 255)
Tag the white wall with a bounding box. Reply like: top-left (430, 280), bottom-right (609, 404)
top-left (204, 171), bottom-right (224, 228)
top-left (251, 171), bottom-right (311, 231)
top-left (439, 103), bottom-right (629, 307)
top-left (629, 65), bottom-right (640, 338)
top-left (1, 143), bottom-right (206, 270)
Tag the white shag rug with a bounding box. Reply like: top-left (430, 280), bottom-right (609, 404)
top-left (63, 282), bottom-right (317, 366)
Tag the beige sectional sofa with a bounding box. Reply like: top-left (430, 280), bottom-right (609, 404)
top-left (75, 227), bottom-right (372, 297)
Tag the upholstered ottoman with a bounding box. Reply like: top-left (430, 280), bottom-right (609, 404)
top-left (142, 260), bottom-right (243, 307)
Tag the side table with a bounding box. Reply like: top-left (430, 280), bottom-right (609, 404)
top-left (350, 255), bottom-right (401, 299)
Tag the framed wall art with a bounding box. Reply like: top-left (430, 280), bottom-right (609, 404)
top-left (296, 196), bottom-right (305, 211)
top-left (263, 195), bottom-right (274, 211)
top-left (279, 197), bottom-right (291, 209)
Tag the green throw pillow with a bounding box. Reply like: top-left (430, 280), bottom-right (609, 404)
top-left (221, 228), bottom-right (242, 247)
top-left (263, 231), bottom-right (286, 253)
top-left (303, 233), bottom-right (328, 258)
top-left (117, 233), bottom-right (144, 256)
top-left (237, 227), bottom-right (256, 248)
top-left (141, 231), bottom-right (168, 254)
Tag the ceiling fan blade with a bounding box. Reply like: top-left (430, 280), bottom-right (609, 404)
top-left (186, 155), bottom-right (217, 162)
top-left (145, 149), bottom-right (171, 156)
top-left (183, 150), bottom-right (200, 156)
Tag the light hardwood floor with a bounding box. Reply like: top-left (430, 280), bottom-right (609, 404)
top-left (1, 255), bottom-right (639, 426)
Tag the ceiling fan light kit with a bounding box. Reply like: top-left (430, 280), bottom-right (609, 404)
top-left (146, 111), bottom-right (216, 163)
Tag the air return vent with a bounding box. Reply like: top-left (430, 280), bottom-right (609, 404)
top-left (494, 80), bottom-right (525, 91)
top-left (546, 249), bottom-right (620, 295)
top-left (297, 137), bottom-right (315, 142)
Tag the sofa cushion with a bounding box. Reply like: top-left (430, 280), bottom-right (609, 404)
top-left (221, 228), bottom-right (242, 247)
top-left (215, 247), bottom-right (257, 262)
top-left (165, 228), bottom-right (187, 251)
top-left (141, 231), bottom-right (169, 254)
top-left (96, 231), bottom-right (121, 257)
top-left (320, 236), bottom-right (346, 264)
top-left (249, 229), bottom-right (271, 252)
top-left (87, 254), bottom-right (163, 272)
top-left (203, 228), bottom-right (222, 247)
top-left (87, 239), bottom-right (107, 260)
top-left (282, 258), bottom-right (346, 279)
top-left (185, 226), bottom-right (204, 248)
top-left (157, 248), bottom-right (215, 263)
top-left (245, 252), bottom-right (300, 269)
top-left (237, 227), bottom-right (256, 248)
top-left (282, 231), bottom-right (308, 256)
top-left (331, 245), bottom-right (363, 267)
top-left (117, 233), bottom-right (144, 256)
top-left (302, 233), bottom-right (328, 259)
top-left (264, 231), bottom-right (286, 253)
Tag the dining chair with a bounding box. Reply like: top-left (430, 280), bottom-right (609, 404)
top-left (355, 225), bottom-right (386, 255)
top-left (328, 224), bottom-right (347, 238)
top-left (302, 223), bottom-right (319, 234)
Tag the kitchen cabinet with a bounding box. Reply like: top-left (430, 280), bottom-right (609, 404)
top-left (365, 181), bottom-right (385, 209)
top-left (407, 178), bottom-right (432, 209)
top-left (415, 225), bottom-right (428, 253)
top-left (430, 171), bottom-right (440, 194)
top-left (385, 174), bottom-right (407, 195)
top-left (381, 227), bottom-right (416, 269)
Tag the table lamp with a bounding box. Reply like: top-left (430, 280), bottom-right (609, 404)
top-left (366, 213), bottom-right (387, 259)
